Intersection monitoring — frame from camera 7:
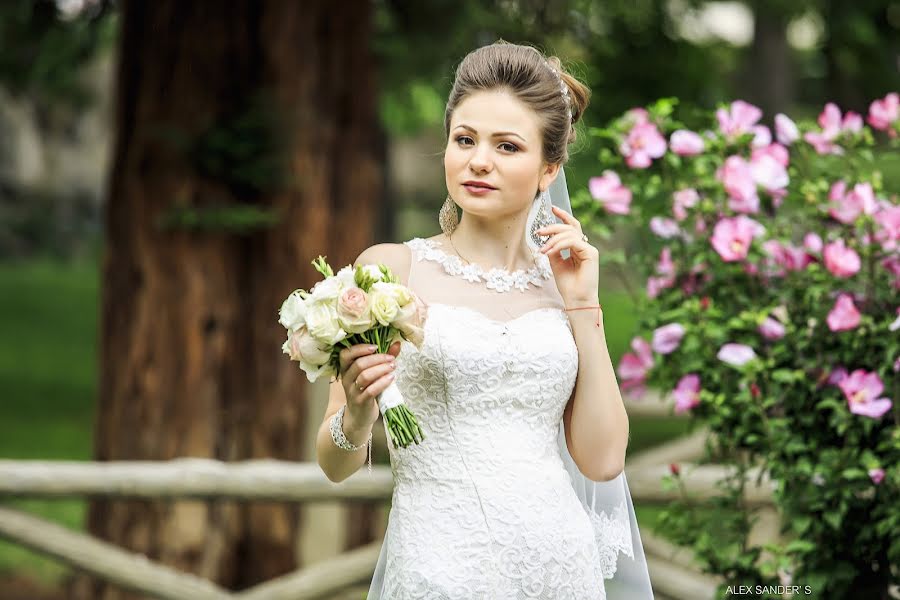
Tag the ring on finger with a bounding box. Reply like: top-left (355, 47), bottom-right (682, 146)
top-left (356, 377), bottom-right (365, 391)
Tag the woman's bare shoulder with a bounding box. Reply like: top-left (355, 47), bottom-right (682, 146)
top-left (353, 241), bottom-right (413, 286)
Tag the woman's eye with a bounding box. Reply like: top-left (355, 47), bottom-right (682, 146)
top-left (455, 136), bottom-right (518, 153)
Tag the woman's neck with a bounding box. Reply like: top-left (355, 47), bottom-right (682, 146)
top-left (444, 212), bottom-right (537, 272)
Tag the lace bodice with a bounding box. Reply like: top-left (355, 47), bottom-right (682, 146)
top-left (366, 237), bottom-right (650, 600)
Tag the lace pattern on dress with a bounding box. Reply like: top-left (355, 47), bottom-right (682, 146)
top-left (406, 237), bottom-right (553, 293)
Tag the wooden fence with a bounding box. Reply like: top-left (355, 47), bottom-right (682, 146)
top-left (0, 397), bottom-right (778, 600)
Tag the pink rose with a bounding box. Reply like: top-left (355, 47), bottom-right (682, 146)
top-left (336, 287), bottom-right (374, 334)
top-left (284, 326), bottom-right (331, 365)
top-left (392, 294), bottom-right (428, 348)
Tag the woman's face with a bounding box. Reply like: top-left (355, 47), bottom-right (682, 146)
top-left (445, 89), bottom-right (558, 221)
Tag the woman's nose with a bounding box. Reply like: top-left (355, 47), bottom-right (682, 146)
top-left (468, 145), bottom-right (492, 171)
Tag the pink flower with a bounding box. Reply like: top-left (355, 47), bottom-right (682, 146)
top-left (774, 113), bottom-right (799, 145)
top-left (620, 122), bottom-right (667, 168)
top-left (828, 182), bottom-right (878, 223)
top-left (749, 153), bottom-right (789, 193)
top-left (758, 316), bottom-right (786, 340)
top-left (804, 232), bottom-right (823, 253)
top-left (670, 130), bottom-right (705, 155)
top-left (763, 241), bottom-right (813, 272)
top-left (625, 107), bottom-right (650, 125)
top-left (828, 367), bottom-right (849, 385)
top-left (618, 337), bottom-right (654, 398)
top-left (823, 239), bottom-right (861, 277)
top-left (650, 216), bottom-right (681, 238)
top-left (673, 188), bottom-right (700, 221)
top-left (589, 171), bottom-right (632, 214)
top-left (717, 343), bottom-right (757, 366)
top-left (868, 468), bottom-right (885, 485)
top-left (837, 369), bottom-right (893, 419)
top-left (711, 215), bottom-right (766, 262)
top-left (803, 103), bottom-right (861, 155)
top-left (867, 92), bottom-right (899, 135)
top-left (718, 155), bottom-right (759, 213)
top-left (672, 374), bottom-right (701, 414)
top-left (647, 248), bottom-right (677, 299)
top-left (652, 323), bottom-right (686, 354)
top-left (751, 125), bottom-right (772, 148)
top-left (874, 204), bottom-right (900, 251)
top-left (826, 293), bottom-right (862, 331)
top-left (716, 100), bottom-right (762, 138)
top-left (751, 143), bottom-right (790, 168)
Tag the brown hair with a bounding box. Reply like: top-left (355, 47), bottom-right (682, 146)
top-left (443, 40), bottom-right (591, 166)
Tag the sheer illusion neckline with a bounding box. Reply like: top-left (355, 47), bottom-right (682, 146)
top-left (405, 237), bottom-right (553, 293)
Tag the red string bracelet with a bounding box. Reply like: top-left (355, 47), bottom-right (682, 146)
top-left (563, 304), bottom-right (603, 327)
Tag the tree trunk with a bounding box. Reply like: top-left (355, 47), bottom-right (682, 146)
top-left (69, 1), bottom-right (382, 598)
top-left (744, 7), bottom-right (793, 118)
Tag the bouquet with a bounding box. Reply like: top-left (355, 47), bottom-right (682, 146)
top-left (278, 256), bottom-right (427, 448)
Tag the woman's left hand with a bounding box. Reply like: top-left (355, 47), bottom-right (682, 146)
top-left (536, 205), bottom-right (600, 306)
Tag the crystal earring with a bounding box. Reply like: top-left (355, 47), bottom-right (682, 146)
top-left (529, 188), bottom-right (554, 247)
top-left (439, 194), bottom-right (459, 235)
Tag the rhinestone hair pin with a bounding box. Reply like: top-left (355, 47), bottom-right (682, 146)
top-left (545, 61), bottom-right (573, 122)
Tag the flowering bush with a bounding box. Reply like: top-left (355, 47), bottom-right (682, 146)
top-left (571, 93), bottom-right (899, 598)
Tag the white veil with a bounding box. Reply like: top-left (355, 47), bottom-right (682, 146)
top-left (367, 168), bottom-right (654, 598)
top-left (542, 167), bottom-right (655, 598)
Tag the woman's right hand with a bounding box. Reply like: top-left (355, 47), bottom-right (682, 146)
top-left (339, 340), bottom-right (401, 430)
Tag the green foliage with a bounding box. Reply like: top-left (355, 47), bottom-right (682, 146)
top-left (575, 96), bottom-right (900, 597)
top-left (0, 0), bottom-right (116, 107)
top-left (155, 203), bottom-right (281, 234)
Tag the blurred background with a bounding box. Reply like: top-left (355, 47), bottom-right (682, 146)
top-left (0, 0), bottom-right (897, 599)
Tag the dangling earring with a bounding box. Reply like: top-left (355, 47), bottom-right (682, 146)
top-left (439, 194), bottom-right (459, 235)
top-left (529, 188), bottom-right (554, 247)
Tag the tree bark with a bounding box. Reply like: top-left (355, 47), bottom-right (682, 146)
top-left (69, 1), bottom-right (383, 597)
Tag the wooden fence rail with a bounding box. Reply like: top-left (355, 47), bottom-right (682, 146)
top-left (0, 426), bottom-right (774, 600)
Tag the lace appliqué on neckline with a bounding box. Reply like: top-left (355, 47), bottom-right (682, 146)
top-left (405, 237), bottom-right (553, 293)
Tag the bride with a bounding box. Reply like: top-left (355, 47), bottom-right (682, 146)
top-left (316, 40), bottom-right (654, 599)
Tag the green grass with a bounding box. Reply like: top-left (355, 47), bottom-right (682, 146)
top-left (0, 256), bottom-right (689, 584)
top-left (0, 258), bottom-right (99, 583)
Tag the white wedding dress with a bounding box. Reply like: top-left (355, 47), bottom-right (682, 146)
top-left (366, 237), bottom-right (654, 600)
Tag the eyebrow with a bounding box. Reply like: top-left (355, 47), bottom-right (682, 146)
top-left (454, 124), bottom-right (526, 143)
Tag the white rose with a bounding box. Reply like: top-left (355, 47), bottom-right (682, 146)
top-left (335, 265), bottom-right (357, 289)
top-left (371, 281), bottom-right (412, 308)
top-left (282, 326), bottom-right (332, 365)
top-left (308, 276), bottom-right (343, 304)
top-left (369, 286), bottom-right (400, 326)
top-left (304, 301), bottom-right (347, 345)
top-left (278, 290), bottom-right (307, 331)
top-left (362, 264), bottom-right (385, 281)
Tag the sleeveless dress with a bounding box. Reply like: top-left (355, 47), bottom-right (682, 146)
top-left (366, 237), bottom-right (654, 600)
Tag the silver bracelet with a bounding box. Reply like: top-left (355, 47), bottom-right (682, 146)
top-left (329, 405), bottom-right (369, 450)
top-left (330, 405), bottom-right (373, 474)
